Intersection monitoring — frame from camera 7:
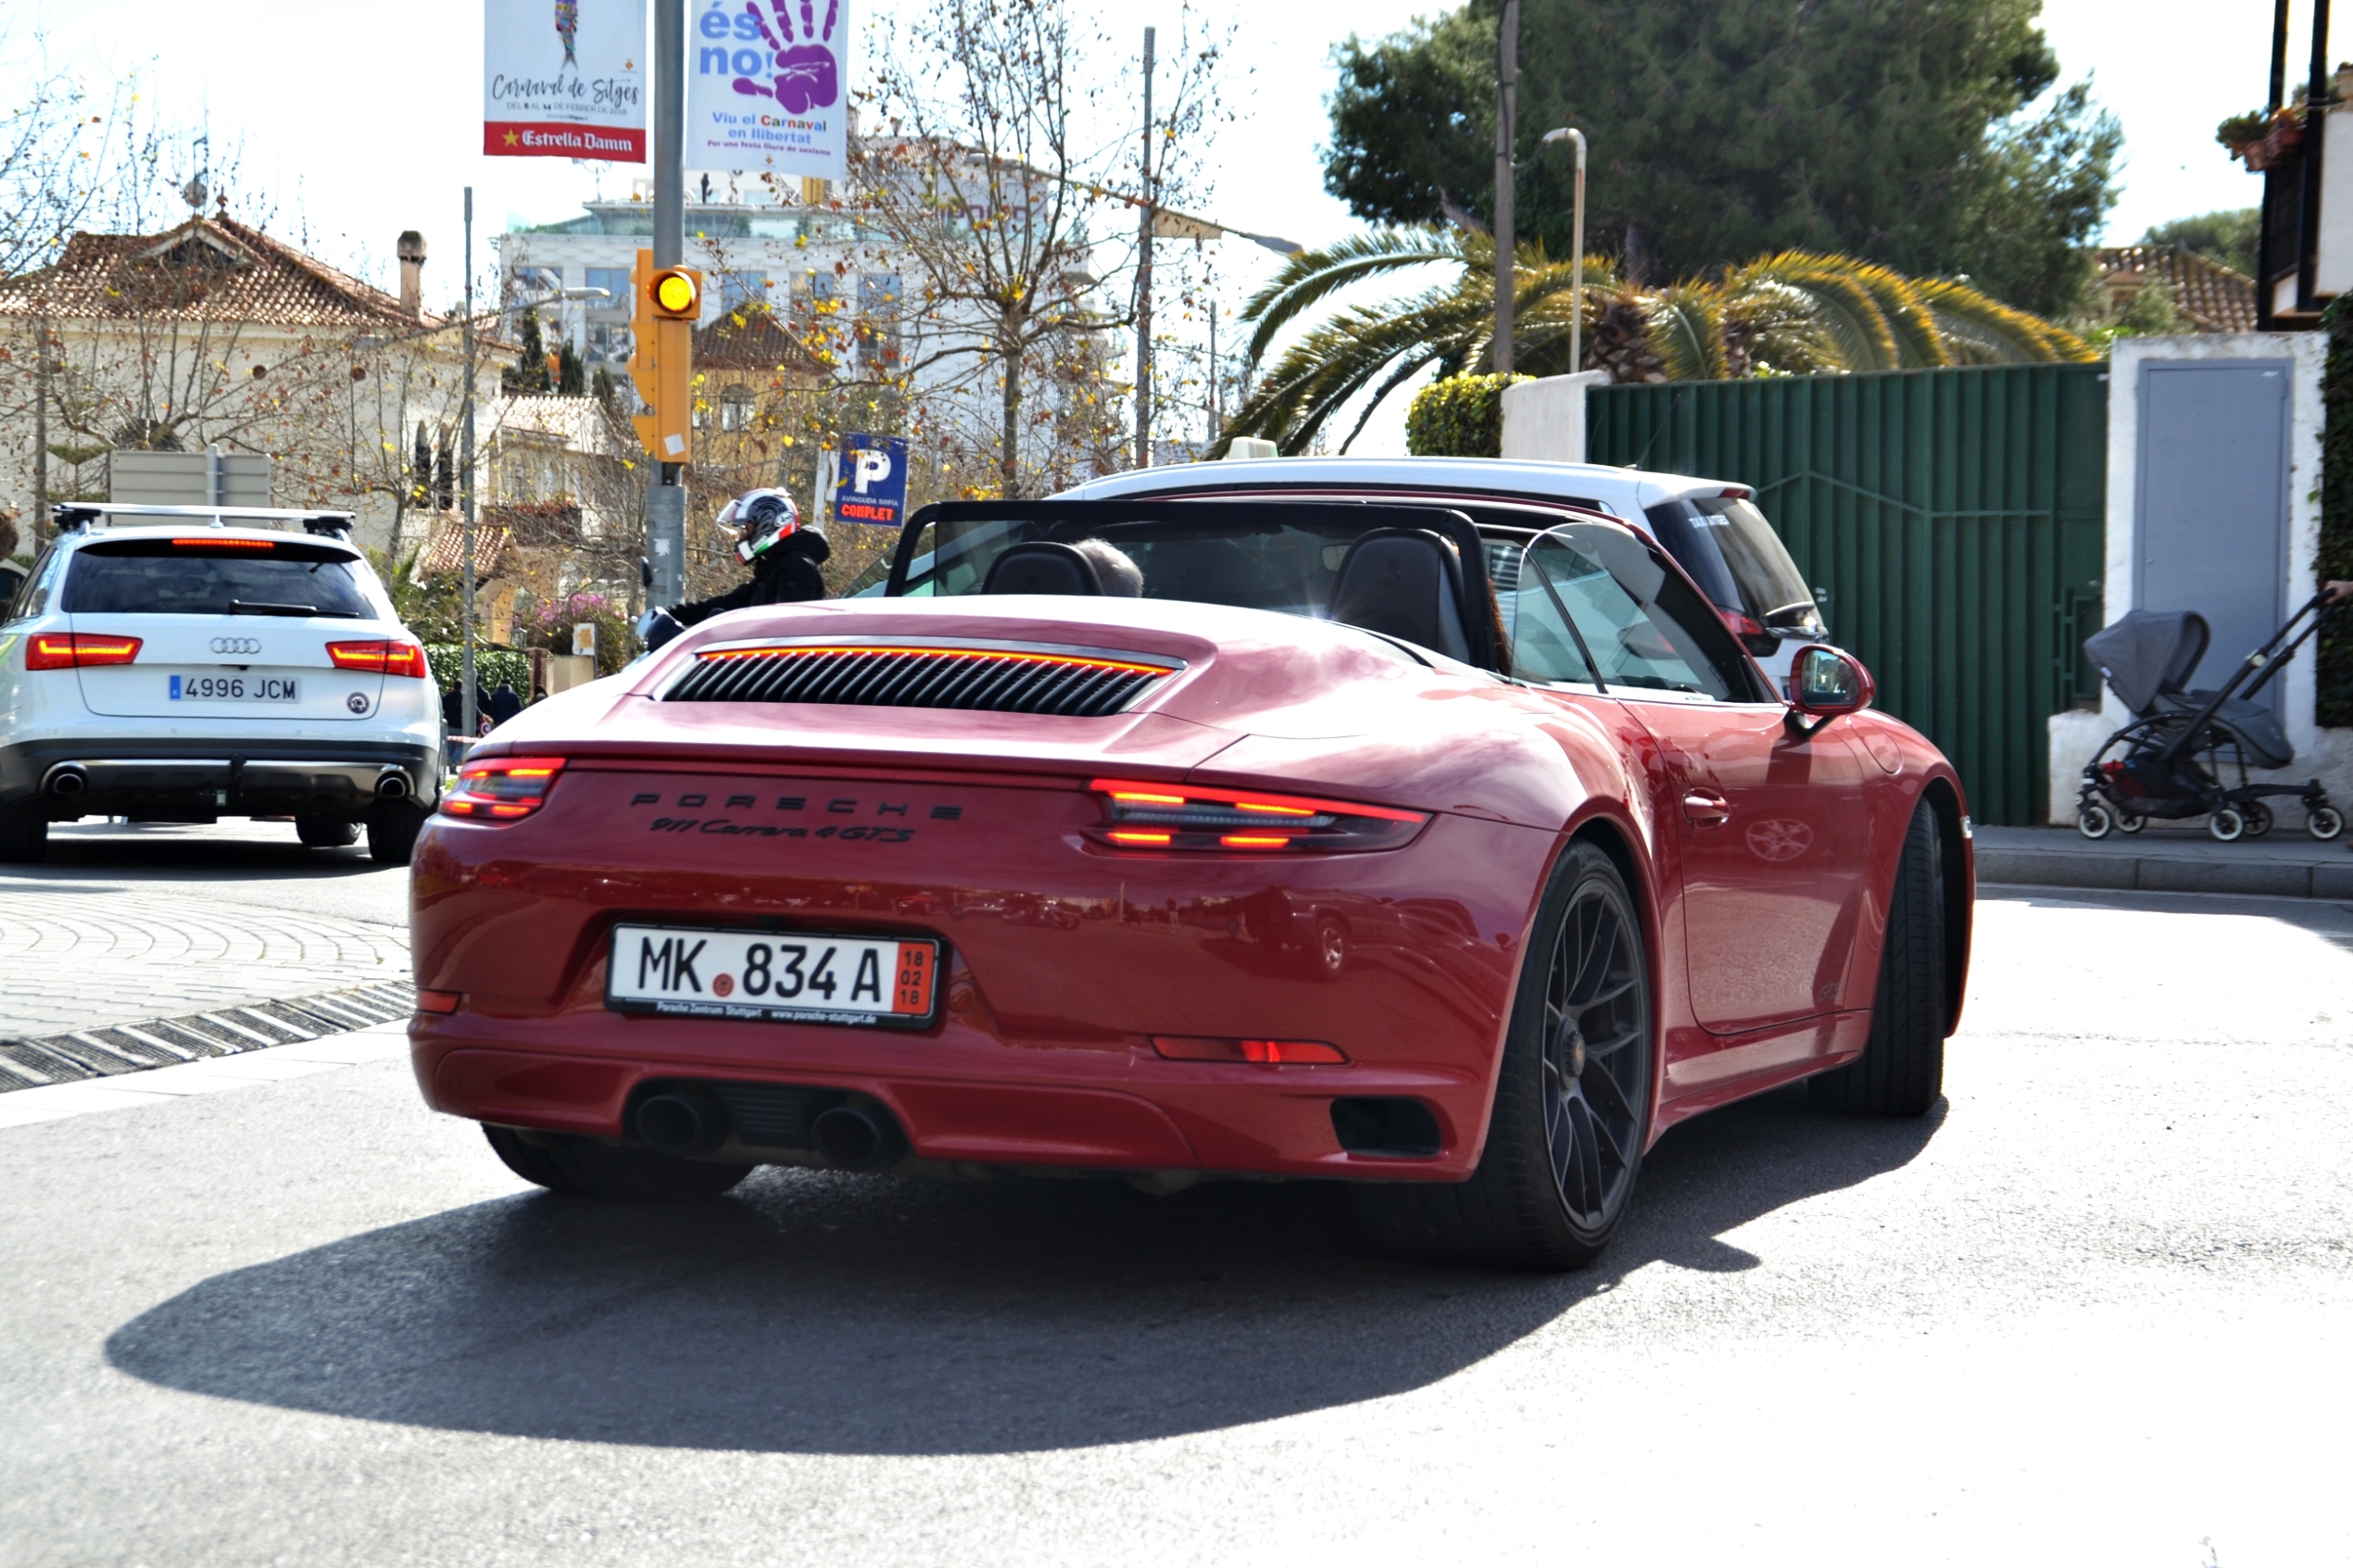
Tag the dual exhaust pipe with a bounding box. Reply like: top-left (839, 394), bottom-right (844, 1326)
top-left (633, 1087), bottom-right (907, 1171)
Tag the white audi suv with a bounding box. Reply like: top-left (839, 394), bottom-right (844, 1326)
top-left (0, 505), bottom-right (441, 864)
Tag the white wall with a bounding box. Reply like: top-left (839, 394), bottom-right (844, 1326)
top-left (1500, 372), bottom-right (1609, 463)
top-left (2048, 332), bottom-right (2350, 825)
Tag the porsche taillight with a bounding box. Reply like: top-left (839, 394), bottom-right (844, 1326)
top-left (327, 638), bottom-right (429, 678)
top-left (1086, 778), bottom-right (1428, 854)
top-left (27, 633), bottom-right (143, 671)
top-left (440, 755), bottom-right (567, 821)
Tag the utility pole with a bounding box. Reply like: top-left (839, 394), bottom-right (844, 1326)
top-left (646, 0), bottom-right (688, 605)
top-left (1208, 304), bottom-right (1219, 441)
top-left (460, 186), bottom-right (480, 743)
top-left (1136, 25), bottom-right (1156, 470)
top-left (31, 319), bottom-right (48, 542)
top-left (1492, 0), bottom-right (1519, 374)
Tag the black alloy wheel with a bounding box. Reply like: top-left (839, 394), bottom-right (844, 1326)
top-left (483, 1124), bottom-right (751, 1200)
top-left (296, 813), bottom-right (362, 848)
top-left (1537, 869), bottom-right (1650, 1233)
top-left (1352, 841), bottom-right (1654, 1271)
top-left (0, 799), bottom-right (47, 864)
top-left (367, 798), bottom-right (428, 865)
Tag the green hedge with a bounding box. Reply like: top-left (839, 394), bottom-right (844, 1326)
top-left (2323, 299), bottom-right (2353, 727)
top-left (423, 644), bottom-right (532, 696)
top-left (1405, 372), bottom-right (1530, 458)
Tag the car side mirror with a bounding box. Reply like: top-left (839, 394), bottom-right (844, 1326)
top-left (1789, 644), bottom-right (1873, 731)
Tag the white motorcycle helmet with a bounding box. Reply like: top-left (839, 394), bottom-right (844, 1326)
top-left (718, 488), bottom-right (801, 564)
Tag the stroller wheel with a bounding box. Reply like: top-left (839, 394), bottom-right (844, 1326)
top-left (2309, 805), bottom-right (2346, 842)
top-left (2077, 802), bottom-right (2115, 840)
top-left (2116, 811), bottom-right (2145, 834)
top-left (2208, 806), bottom-right (2247, 843)
top-left (2240, 801), bottom-right (2274, 838)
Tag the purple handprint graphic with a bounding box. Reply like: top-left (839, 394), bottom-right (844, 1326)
top-left (729, 0), bottom-right (840, 115)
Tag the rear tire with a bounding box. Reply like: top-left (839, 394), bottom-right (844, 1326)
top-left (2241, 801), bottom-right (2274, 838)
top-left (367, 799), bottom-right (427, 865)
top-left (0, 800), bottom-right (47, 864)
top-left (2208, 807), bottom-right (2246, 843)
top-left (296, 813), bottom-right (362, 848)
top-left (1810, 802), bottom-right (1946, 1118)
top-left (2310, 805), bottom-right (2345, 842)
top-left (1353, 841), bottom-right (1653, 1271)
top-left (483, 1125), bottom-right (751, 1200)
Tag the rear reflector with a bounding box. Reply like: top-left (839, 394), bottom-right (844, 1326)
top-left (1151, 1036), bottom-right (1348, 1064)
top-left (415, 989), bottom-right (461, 1014)
top-left (26, 633), bottom-right (143, 671)
top-left (1088, 778), bottom-right (1428, 854)
top-left (440, 755), bottom-right (567, 821)
top-left (327, 639), bottom-right (429, 678)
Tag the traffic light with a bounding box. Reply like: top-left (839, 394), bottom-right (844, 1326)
top-left (629, 248), bottom-right (700, 465)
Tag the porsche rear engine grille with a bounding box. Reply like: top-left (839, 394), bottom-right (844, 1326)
top-left (663, 642), bottom-right (1182, 718)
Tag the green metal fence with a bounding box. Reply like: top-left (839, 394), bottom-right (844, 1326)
top-left (1588, 364), bottom-right (2108, 826)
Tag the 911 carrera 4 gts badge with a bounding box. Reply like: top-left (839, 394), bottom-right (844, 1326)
top-left (627, 789), bottom-right (964, 841)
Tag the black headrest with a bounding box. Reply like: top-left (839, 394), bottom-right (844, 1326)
top-left (981, 542), bottom-right (1104, 596)
top-left (1327, 529), bottom-right (1471, 662)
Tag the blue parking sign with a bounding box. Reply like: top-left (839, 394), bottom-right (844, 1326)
top-left (831, 434), bottom-right (910, 528)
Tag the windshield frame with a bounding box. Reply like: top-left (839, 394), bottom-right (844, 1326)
top-left (888, 498), bottom-right (1515, 671)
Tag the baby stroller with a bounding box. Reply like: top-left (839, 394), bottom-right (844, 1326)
top-left (2076, 589), bottom-right (2347, 843)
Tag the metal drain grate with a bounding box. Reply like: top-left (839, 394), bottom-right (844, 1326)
top-left (0, 979), bottom-right (416, 1093)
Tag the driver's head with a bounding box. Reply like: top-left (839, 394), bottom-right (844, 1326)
top-left (717, 488), bottom-right (800, 563)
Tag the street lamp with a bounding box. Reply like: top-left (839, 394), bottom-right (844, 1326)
top-left (1537, 128), bottom-right (1587, 377)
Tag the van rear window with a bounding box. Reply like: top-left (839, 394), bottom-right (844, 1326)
top-left (62, 540), bottom-right (376, 619)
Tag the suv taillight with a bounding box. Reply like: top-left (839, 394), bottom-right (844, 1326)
top-left (27, 633), bottom-right (143, 671)
top-left (327, 639), bottom-right (428, 678)
top-left (440, 756), bottom-right (566, 821)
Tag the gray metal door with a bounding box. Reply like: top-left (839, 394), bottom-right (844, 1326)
top-left (2136, 361), bottom-right (2290, 708)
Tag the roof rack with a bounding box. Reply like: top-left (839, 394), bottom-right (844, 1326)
top-left (51, 503), bottom-right (357, 540)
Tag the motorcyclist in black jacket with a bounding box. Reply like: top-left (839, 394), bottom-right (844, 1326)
top-left (638, 488), bottom-right (828, 651)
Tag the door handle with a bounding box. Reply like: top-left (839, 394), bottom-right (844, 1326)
top-left (1682, 790), bottom-right (1730, 826)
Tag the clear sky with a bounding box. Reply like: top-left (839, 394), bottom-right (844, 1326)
top-left (6, 0), bottom-right (2317, 456)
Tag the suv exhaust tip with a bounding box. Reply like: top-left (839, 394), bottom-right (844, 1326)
top-left (44, 765), bottom-right (89, 797)
top-left (374, 770), bottom-right (411, 800)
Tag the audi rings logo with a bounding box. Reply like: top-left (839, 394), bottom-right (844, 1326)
top-left (210, 637), bottom-right (263, 656)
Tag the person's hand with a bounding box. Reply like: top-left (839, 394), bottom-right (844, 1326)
top-left (2326, 580), bottom-right (2353, 605)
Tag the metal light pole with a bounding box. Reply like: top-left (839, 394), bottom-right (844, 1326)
top-left (1136, 25), bottom-right (1156, 469)
top-left (460, 185), bottom-right (479, 742)
top-left (1539, 128), bottom-right (1588, 373)
top-left (1491, 0), bottom-right (1519, 374)
top-left (646, 0), bottom-right (688, 604)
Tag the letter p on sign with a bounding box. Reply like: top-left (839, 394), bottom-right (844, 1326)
top-left (852, 448), bottom-right (894, 493)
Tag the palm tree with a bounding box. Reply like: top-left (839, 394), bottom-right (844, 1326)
top-left (1223, 230), bottom-right (2093, 455)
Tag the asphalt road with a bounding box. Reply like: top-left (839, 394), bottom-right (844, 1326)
top-left (0, 873), bottom-right (2347, 1567)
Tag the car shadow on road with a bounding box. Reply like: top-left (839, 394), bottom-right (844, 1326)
top-left (106, 1086), bottom-right (1942, 1455)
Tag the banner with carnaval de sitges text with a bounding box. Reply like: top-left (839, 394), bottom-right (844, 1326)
top-left (484, 0), bottom-right (648, 161)
top-left (687, 0), bottom-right (848, 182)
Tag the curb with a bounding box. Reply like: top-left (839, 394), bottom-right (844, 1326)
top-left (0, 980), bottom-right (415, 1093)
top-left (1976, 847), bottom-right (2353, 900)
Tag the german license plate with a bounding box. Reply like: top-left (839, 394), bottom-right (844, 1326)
top-left (170, 673), bottom-right (299, 702)
top-left (606, 923), bottom-right (941, 1029)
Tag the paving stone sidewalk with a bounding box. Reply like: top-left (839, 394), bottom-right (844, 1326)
top-left (0, 888), bottom-right (415, 1091)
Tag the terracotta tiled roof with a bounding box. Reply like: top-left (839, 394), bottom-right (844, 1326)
top-left (2095, 245), bottom-right (2258, 334)
top-left (414, 517), bottom-right (512, 578)
top-left (0, 216), bottom-right (441, 330)
top-left (695, 306), bottom-right (830, 374)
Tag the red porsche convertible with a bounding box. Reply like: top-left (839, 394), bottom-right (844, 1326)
top-left (408, 498), bottom-right (1971, 1269)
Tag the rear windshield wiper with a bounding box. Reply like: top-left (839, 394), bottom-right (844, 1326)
top-left (227, 600), bottom-right (359, 619)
